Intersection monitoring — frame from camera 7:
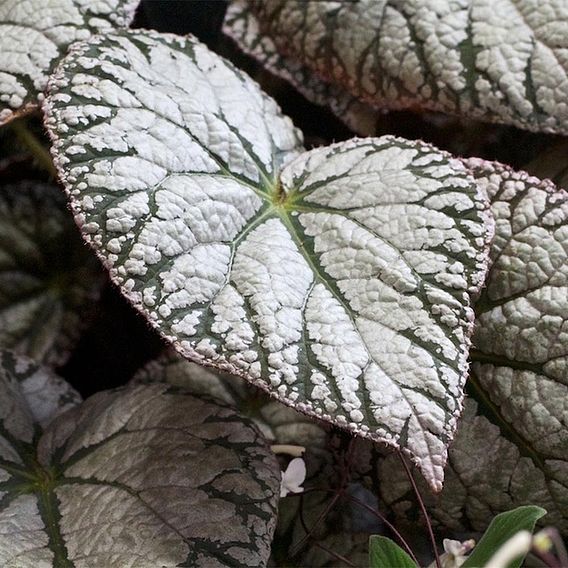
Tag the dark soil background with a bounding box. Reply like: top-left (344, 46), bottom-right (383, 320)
top-left (38, 0), bottom-right (562, 397)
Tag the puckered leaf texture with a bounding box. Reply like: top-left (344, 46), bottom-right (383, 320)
top-left (0, 0), bottom-right (138, 125)
top-left (43, 29), bottom-right (493, 490)
top-left (0, 353), bottom-right (280, 567)
top-left (224, 0), bottom-right (568, 135)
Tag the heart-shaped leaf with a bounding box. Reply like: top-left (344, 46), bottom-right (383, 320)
top-left (0, 356), bottom-right (280, 567)
top-left (43, 29), bottom-right (492, 490)
top-left (378, 162), bottom-right (568, 533)
top-left (0, 0), bottom-right (138, 125)
top-left (224, 0), bottom-right (568, 135)
top-left (0, 181), bottom-right (103, 365)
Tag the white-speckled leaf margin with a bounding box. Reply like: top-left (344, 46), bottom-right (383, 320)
top-left (0, 0), bottom-right (138, 125)
top-left (223, 0), bottom-right (379, 136)
top-left (0, 374), bottom-right (280, 567)
top-left (132, 349), bottom-right (329, 449)
top-left (225, 0), bottom-right (568, 135)
top-left (377, 162), bottom-right (568, 533)
top-left (43, 29), bottom-right (493, 491)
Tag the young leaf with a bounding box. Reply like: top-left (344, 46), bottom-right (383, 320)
top-left (44, 29), bottom-right (492, 491)
top-left (224, 1), bottom-right (568, 135)
top-left (0, 0), bottom-right (138, 125)
top-left (369, 535), bottom-right (417, 568)
top-left (0, 181), bottom-right (104, 365)
top-left (0, 364), bottom-right (280, 566)
top-left (462, 506), bottom-right (546, 568)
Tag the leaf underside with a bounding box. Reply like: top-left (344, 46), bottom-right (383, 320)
top-left (44, 29), bottom-right (492, 490)
top-left (224, 0), bottom-right (568, 135)
top-left (0, 355), bottom-right (280, 567)
top-left (0, 181), bottom-right (103, 366)
top-left (0, 0), bottom-right (138, 125)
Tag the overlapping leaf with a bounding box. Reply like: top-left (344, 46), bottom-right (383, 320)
top-left (43, 29), bottom-right (492, 490)
top-left (133, 350), bottom-right (328, 448)
top-left (134, 353), bottom-right (369, 566)
top-left (378, 162), bottom-right (568, 534)
top-left (224, 0), bottom-right (568, 135)
top-left (0, 0), bottom-right (138, 125)
top-left (0, 181), bottom-right (103, 365)
top-left (223, 0), bottom-right (378, 136)
top-left (0, 355), bottom-right (280, 567)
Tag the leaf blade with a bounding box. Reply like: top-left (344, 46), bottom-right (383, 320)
top-left (0, 0), bottom-right (138, 125)
top-left (369, 535), bottom-right (417, 568)
top-left (44, 29), bottom-right (493, 490)
top-left (225, 1), bottom-right (568, 135)
top-left (462, 506), bottom-right (546, 568)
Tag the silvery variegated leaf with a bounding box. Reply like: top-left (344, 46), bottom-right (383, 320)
top-left (132, 350), bottom-right (328, 448)
top-left (43, 29), bottom-right (492, 491)
top-left (378, 162), bottom-right (568, 533)
top-left (0, 350), bottom-right (80, 426)
top-left (0, 369), bottom-right (280, 567)
top-left (223, 0), bottom-right (379, 136)
top-left (224, 0), bottom-right (568, 135)
top-left (379, 400), bottom-right (568, 534)
top-left (0, 0), bottom-right (138, 125)
top-left (0, 181), bottom-right (103, 366)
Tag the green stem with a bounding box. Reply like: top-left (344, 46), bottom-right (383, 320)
top-left (10, 118), bottom-right (58, 178)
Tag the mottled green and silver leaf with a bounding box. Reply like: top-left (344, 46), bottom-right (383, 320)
top-left (0, 182), bottom-right (103, 366)
top-left (0, 369), bottom-right (280, 567)
top-left (44, 29), bottom-right (492, 490)
top-left (379, 400), bottom-right (568, 534)
top-left (133, 350), bottom-right (328, 448)
top-left (223, 0), bottom-right (379, 136)
top-left (0, 0), bottom-right (138, 125)
top-left (378, 162), bottom-right (568, 533)
top-left (225, 0), bottom-right (568, 135)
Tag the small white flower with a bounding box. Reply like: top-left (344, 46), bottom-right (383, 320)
top-left (428, 538), bottom-right (475, 568)
top-left (280, 457), bottom-right (306, 498)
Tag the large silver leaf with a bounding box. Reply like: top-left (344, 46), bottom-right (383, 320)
top-left (43, 29), bottom-right (492, 490)
top-left (224, 0), bottom-right (568, 135)
top-left (0, 360), bottom-right (280, 567)
top-left (0, 0), bottom-right (138, 125)
top-left (0, 181), bottom-right (103, 365)
top-left (378, 161), bottom-right (568, 533)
